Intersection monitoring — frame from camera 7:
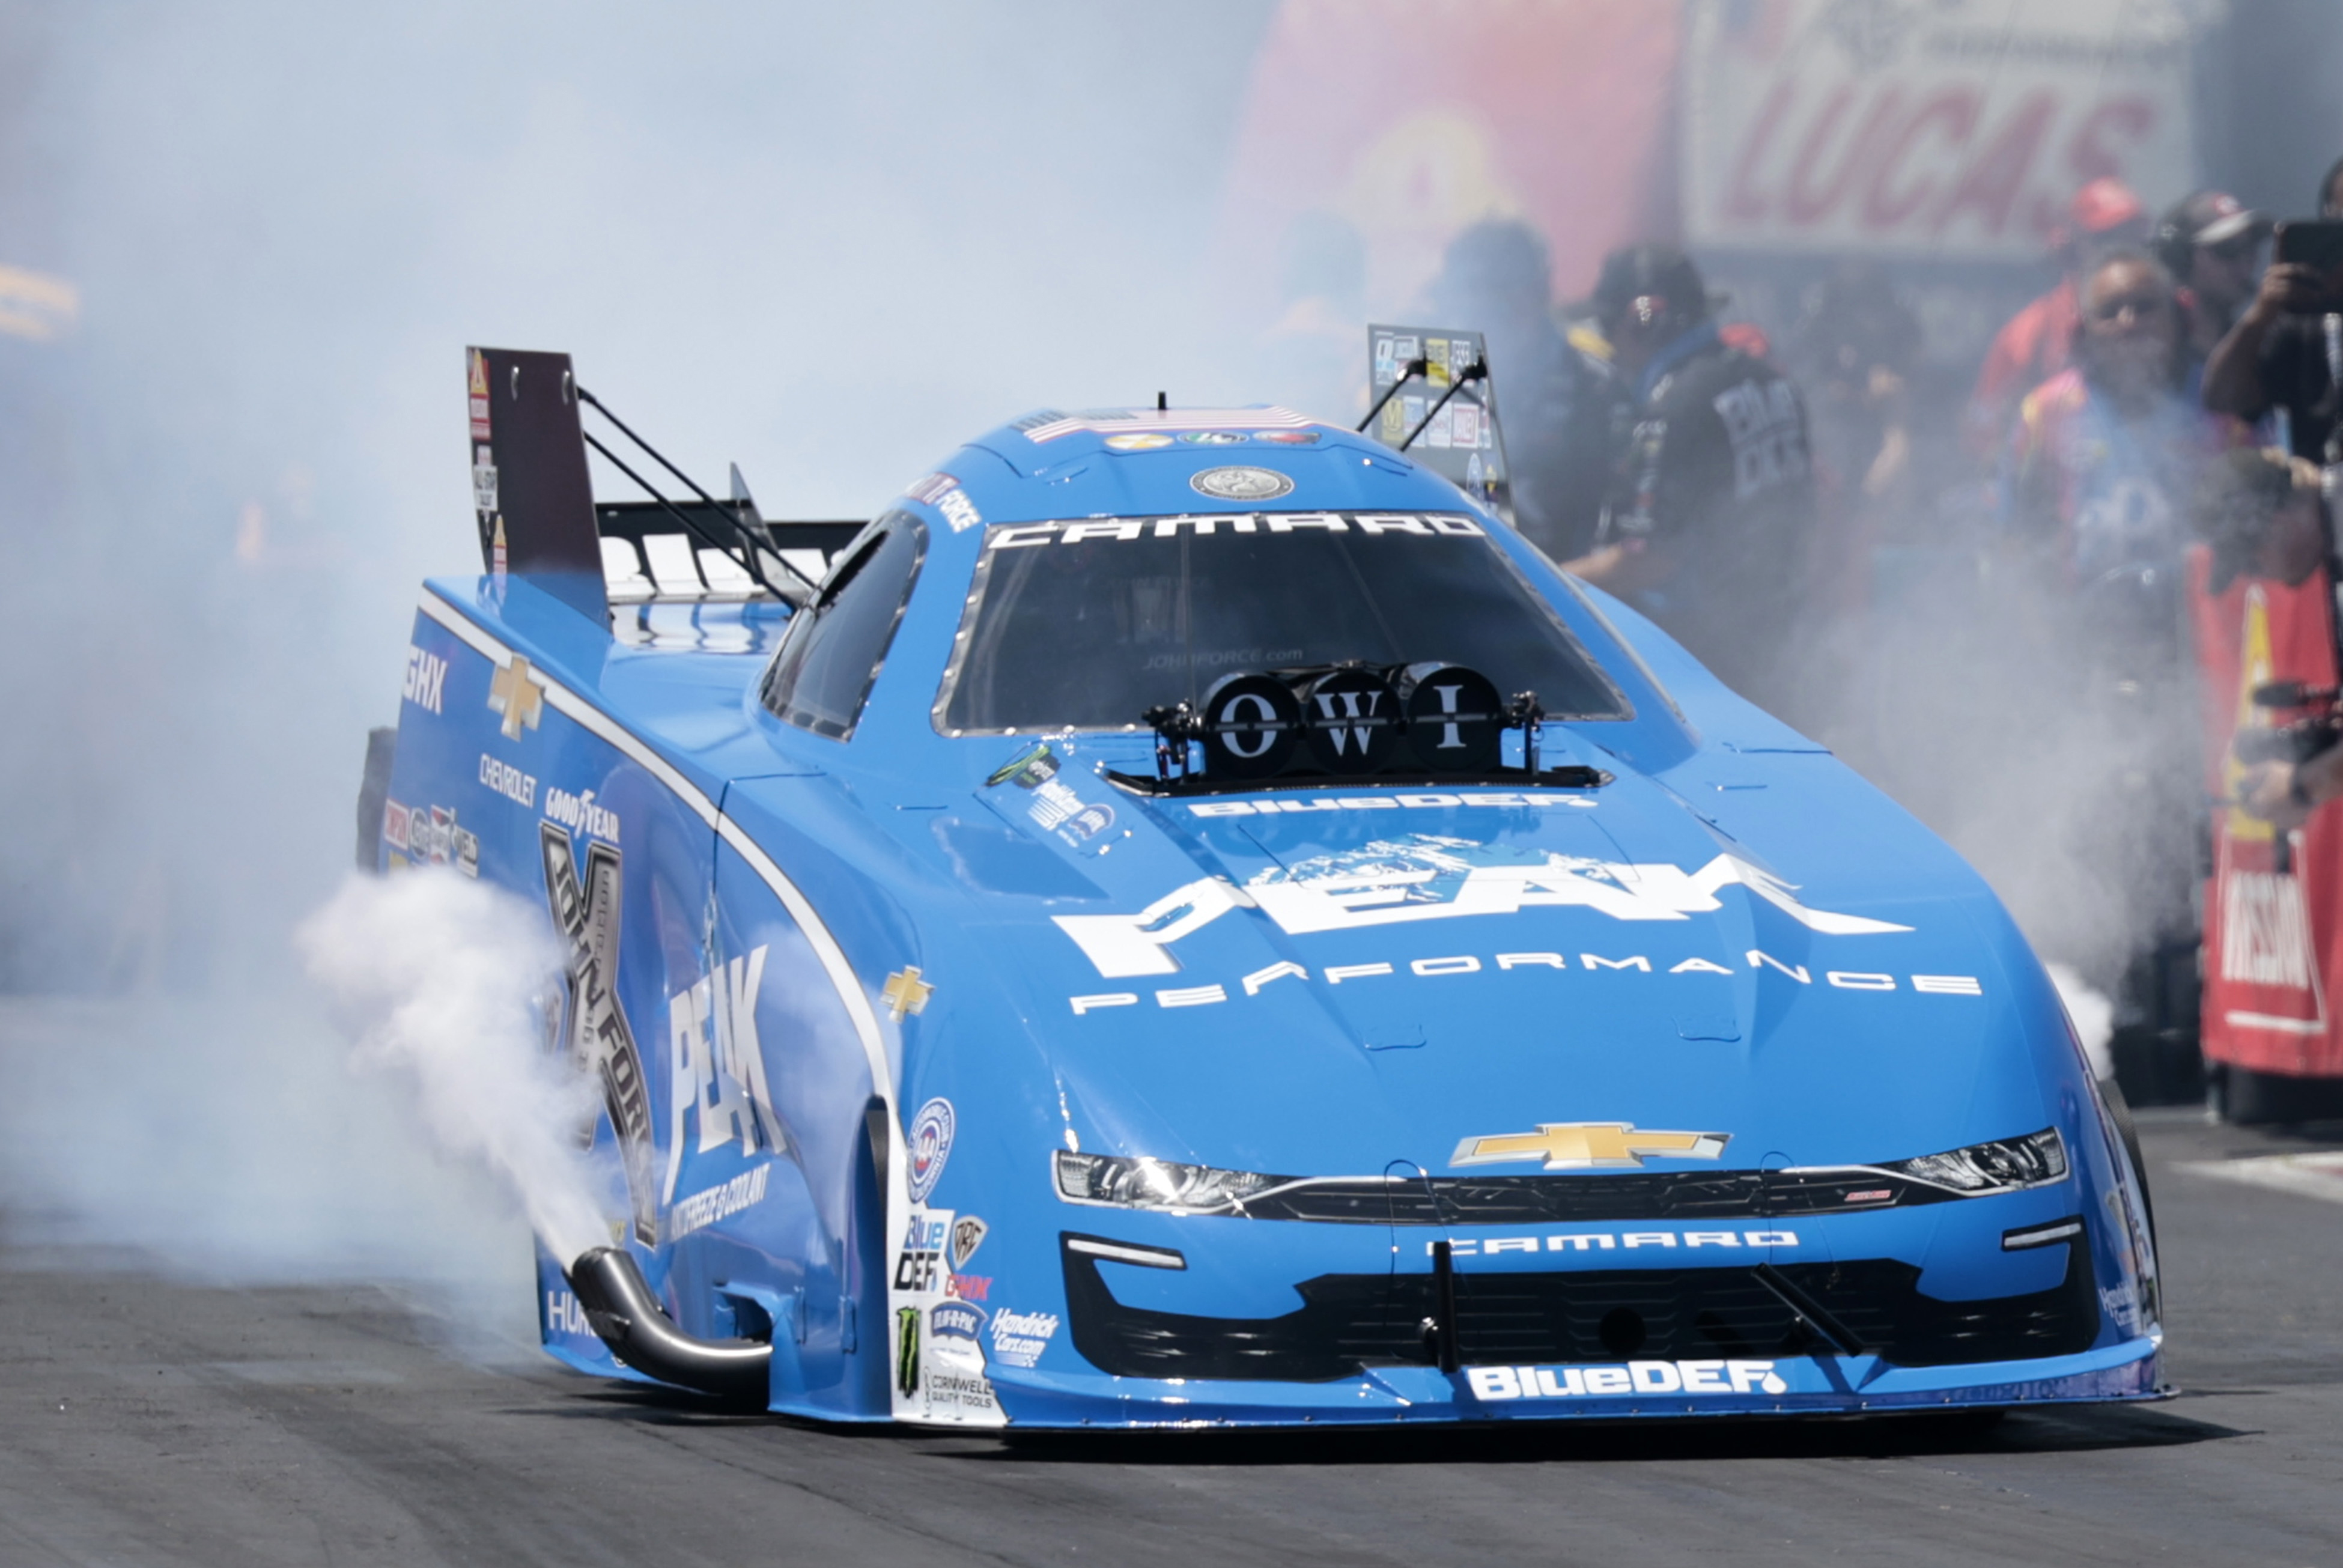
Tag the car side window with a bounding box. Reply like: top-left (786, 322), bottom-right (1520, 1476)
top-left (759, 511), bottom-right (927, 740)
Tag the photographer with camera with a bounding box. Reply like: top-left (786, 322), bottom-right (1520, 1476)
top-left (2213, 449), bottom-right (2335, 827)
top-left (2201, 156), bottom-right (2343, 461)
top-left (2155, 190), bottom-right (2272, 376)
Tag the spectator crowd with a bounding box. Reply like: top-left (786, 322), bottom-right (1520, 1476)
top-left (1380, 158), bottom-right (2343, 1081)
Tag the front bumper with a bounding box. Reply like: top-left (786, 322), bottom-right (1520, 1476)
top-left (985, 1336), bottom-right (2163, 1427)
top-left (966, 1208), bottom-right (2157, 1428)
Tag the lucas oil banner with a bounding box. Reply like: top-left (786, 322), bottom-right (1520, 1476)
top-left (2189, 549), bottom-right (2343, 1077)
top-left (1681, 0), bottom-right (2198, 261)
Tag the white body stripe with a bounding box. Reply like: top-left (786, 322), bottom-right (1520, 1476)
top-left (416, 588), bottom-right (905, 1209)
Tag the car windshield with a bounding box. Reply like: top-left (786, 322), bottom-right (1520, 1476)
top-left (932, 511), bottom-right (1630, 734)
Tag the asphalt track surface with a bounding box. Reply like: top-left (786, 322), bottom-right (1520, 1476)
top-left (3, 1110), bottom-right (2342, 1567)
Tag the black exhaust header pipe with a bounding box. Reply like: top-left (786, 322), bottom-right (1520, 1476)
top-left (566, 1247), bottom-right (770, 1403)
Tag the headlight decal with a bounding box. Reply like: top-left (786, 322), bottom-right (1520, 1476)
top-left (1054, 1150), bottom-right (1283, 1214)
top-left (1880, 1128), bottom-right (2067, 1196)
top-left (1051, 1129), bottom-right (2071, 1223)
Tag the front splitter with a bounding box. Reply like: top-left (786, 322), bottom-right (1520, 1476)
top-left (974, 1336), bottom-right (2162, 1429)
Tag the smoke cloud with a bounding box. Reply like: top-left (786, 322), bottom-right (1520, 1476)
top-left (298, 869), bottom-right (609, 1265)
top-left (0, 4), bottom-right (1273, 1301)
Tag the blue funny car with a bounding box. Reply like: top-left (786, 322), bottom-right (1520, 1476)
top-left (365, 347), bottom-right (2162, 1428)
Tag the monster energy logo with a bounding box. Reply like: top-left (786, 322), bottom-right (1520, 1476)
top-left (542, 822), bottom-right (659, 1247)
top-left (896, 1306), bottom-right (921, 1397)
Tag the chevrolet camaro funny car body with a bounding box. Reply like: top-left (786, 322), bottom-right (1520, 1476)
top-left (372, 347), bottom-right (2162, 1429)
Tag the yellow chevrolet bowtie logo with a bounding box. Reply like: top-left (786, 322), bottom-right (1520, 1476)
top-left (489, 655), bottom-right (545, 741)
top-left (1450, 1122), bottom-right (1731, 1171)
top-left (883, 966), bottom-right (934, 1021)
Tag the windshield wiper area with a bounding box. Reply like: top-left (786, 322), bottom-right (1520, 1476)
top-left (1108, 660), bottom-right (1611, 797)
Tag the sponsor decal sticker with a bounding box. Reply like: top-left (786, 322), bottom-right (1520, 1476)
top-left (922, 1366), bottom-right (1001, 1419)
top-left (1242, 837), bottom-right (1910, 940)
top-left (950, 1215), bottom-right (988, 1271)
top-left (1064, 951), bottom-right (1981, 1012)
top-left (1435, 1229), bottom-right (1799, 1256)
top-left (985, 513), bottom-right (1485, 548)
top-left (1467, 1360), bottom-right (1791, 1400)
top-left (907, 1097), bottom-right (956, 1203)
top-left (1254, 428), bottom-right (1321, 444)
top-left (1451, 1122), bottom-right (1730, 1171)
top-left (545, 1289), bottom-right (594, 1338)
top-left (1187, 791), bottom-right (1594, 816)
top-left (988, 1309), bottom-right (1060, 1369)
top-left (667, 1163), bottom-right (771, 1239)
top-left (543, 785), bottom-right (619, 844)
top-left (895, 1211), bottom-right (947, 1293)
top-left (472, 445), bottom-right (498, 514)
top-left (479, 753), bottom-right (536, 807)
top-left (384, 801), bottom-right (479, 877)
top-left (986, 741), bottom-right (1119, 849)
top-left (896, 1306), bottom-right (921, 1396)
top-left (905, 471), bottom-right (983, 532)
top-left (1105, 432), bottom-right (1176, 451)
top-left (468, 347), bottom-right (492, 441)
top-left (489, 654), bottom-right (545, 741)
top-left (922, 1301), bottom-right (1003, 1415)
top-left (1190, 466), bottom-right (1295, 502)
top-left (542, 823), bottom-right (658, 1245)
top-left (1050, 843), bottom-right (1908, 980)
top-left (403, 645), bottom-right (448, 714)
top-left (1178, 430), bottom-right (1248, 445)
top-left (1021, 407), bottom-right (1314, 443)
top-left (948, 1273), bottom-right (992, 1301)
top-left (936, 489), bottom-right (982, 532)
top-left (931, 1299), bottom-right (985, 1348)
top-left (661, 945), bottom-right (783, 1205)
top-left (883, 967), bottom-right (934, 1021)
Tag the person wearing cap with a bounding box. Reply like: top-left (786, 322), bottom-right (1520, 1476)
top-left (1563, 243), bottom-right (1816, 713)
top-left (1964, 177), bottom-right (2151, 457)
top-left (1422, 218), bottom-right (1621, 562)
top-left (2201, 154), bottom-right (2343, 465)
top-left (2154, 190), bottom-right (2272, 372)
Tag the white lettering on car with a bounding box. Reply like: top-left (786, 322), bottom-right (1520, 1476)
top-left (403, 645), bottom-right (448, 713)
top-left (479, 753), bottom-right (537, 807)
top-left (1439, 1229), bottom-right (1799, 1256)
top-left (1467, 1359), bottom-right (1791, 1400)
top-left (661, 947), bottom-right (782, 1204)
top-left (1051, 846), bottom-right (1908, 980)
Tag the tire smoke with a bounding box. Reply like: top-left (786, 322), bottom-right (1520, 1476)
top-left (298, 868), bottom-right (609, 1265)
top-left (2048, 962), bottom-right (2117, 1083)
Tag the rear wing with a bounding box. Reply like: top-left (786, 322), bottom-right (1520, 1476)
top-left (467, 343), bottom-right (851, 622)
top-left (596, 500), bottom-right (863, 604)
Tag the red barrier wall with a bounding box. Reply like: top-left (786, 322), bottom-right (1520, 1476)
top-left (2190, 546), bottom-right (2343, 1077)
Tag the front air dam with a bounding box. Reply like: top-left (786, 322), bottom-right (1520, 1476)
top-left (567, 1247), bottom-right (771, 1402)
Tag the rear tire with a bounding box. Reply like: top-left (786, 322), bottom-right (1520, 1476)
top-left (848, 1099), bottom-right (893, 1417)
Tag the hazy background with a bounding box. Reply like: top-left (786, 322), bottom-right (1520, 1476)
top-left (1, 1), bottom-right (2338, 1313)
top-left (0, 1), bottom-right (1277, 1316)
